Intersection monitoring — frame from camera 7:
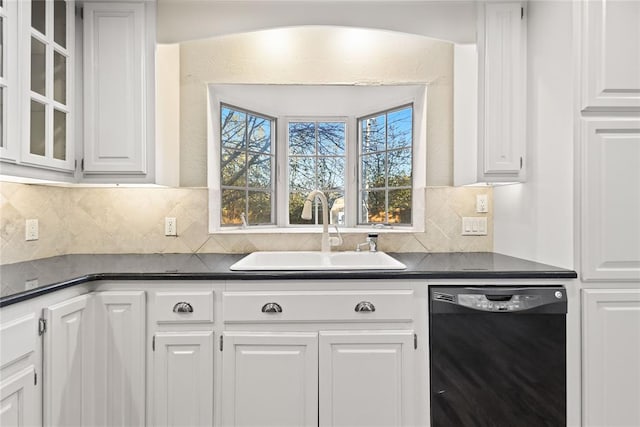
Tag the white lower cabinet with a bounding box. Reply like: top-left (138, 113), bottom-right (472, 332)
top-left (43, 294), bottom-right (93, 427)
top-left (319, 330), bottom-right (416, 427)
top-left (43, 291), bottom-right (146, 427)
top-left (583, 289), bottom-right (640, 427)
top-left (93, 291), bottom-right (146, 426)
top-left (221, 332), bottom-right (318, 427)
top-left (0, 366), bottom-right (37, 427)
top-left (153, 331), bottom-right (214, 427)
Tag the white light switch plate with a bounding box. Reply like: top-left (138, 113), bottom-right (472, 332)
top-left (462, 217), bottom-right (487, 235)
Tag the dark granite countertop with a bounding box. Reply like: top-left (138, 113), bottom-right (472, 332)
top-left (0, 252), bottom-right (577, 307)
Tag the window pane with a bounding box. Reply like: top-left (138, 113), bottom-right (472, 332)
top-left (247, 115), bottom-right (271, 153)
top-left (247, 154), bottom-right (271, 188)
top-left (361, 114), bottom-right (385, 153)
top-left (30, 100), bottom-right (45, 156)
top-left (361, 153), bottom-right (386, 189)
top-left (387, 107), bottom-right (412, 149)
top-left (31, 37), bottom-right (46, 96)
top-left (289, 156), bottom-right (315, 191)
top-left (248, 191), bottom-right (272, 224)
top-left (387, 149), bottom-right (412, 187)
top-left (361, 190), bottom-right (386, 224)
top-left (53, 109), bottom-right (66, 160)
top-left (318, 122), bottom-right (345, 156)
top-left (31, 0), bottom-right (46, 34)
top-left (54, 0), bottom-right (66, 48)
top-left (317, 157), bottom-right (344, 190)
top-left (221, 149), bottom-right (246, 186)
top-left (54, 51), bottom-right (66, 104)
top-left (221, 107), bottom-right (246, 150)
top-left (388, 189), bottom-right (412, 224)
top-left (221, 189), bottom-right (246, 225)
top-left (288, 122), bottom-right (315, 155)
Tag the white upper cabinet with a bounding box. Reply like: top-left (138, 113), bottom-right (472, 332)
top-left (582, 119), bottom-right (640, 281)
top-left (456, 1), bottom-right (526, 185)
top-left (580, 0), bottom-right (640, 110)
top-left (0, 0), bottom-right (18, 163)
top-left (83, 1), bottom-right (155, 181)
top-left (19, 0), bottom-right (75, 172)
top-left (478, 2), bottom-right (526, 182)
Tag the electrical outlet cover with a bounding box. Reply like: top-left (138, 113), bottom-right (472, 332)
top-left (476, 194), bottom-right (489, 213)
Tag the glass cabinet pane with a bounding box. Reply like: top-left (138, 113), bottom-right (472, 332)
top-left (53, 109), bottom-right (66, 160)
top-left (31, 0), bottom-right (46, 34)
top-left (31, 37), bottom-right (46, 96)
top-left (30, 100), bottom-right (46, 156)
top-left (54, 51), bottom-right (66, 104)
top-left (54, 0), bottom-right (66, 47)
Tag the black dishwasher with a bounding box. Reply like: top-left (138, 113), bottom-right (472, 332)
top-left (429, 286), bottom-right (567, 427)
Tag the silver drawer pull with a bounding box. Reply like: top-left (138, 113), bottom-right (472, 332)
top-left (355, 301), bottom-right (376, 312)
top-left (173, 302), bottom-right (194, 313)
top-left (261, 302), bottom-right (283, 313)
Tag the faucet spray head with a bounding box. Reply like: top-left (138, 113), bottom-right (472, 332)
top-left (301, 198), bottom-right (313, 220)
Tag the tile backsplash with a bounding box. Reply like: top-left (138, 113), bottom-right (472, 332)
top-left (0, 182), bottom-right (492, 265)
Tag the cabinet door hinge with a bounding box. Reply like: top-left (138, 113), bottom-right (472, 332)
top-left (152, 335), bottom-right (155, 351)
top-left (220, 335), bottom-right (224, 351)
top-left (521, 7), bottom-right (524, 19)
top-left (34, 372), bottom-right (38, 386)
top-left (38, 318), bottom-right (46, 335)
top-left (414, 333), bottom-right (418, 350)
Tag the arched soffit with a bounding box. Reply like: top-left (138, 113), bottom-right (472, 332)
top-left (157, 0), bottom-right (477, 45)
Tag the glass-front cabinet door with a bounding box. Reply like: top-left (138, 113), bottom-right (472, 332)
top-left (20, 0), bottom-right (73, 170)
top-left (0, 0), bottom-right (18, 162)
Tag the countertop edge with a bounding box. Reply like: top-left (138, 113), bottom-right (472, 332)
top-left (0, 269), bottom-right (578, 308)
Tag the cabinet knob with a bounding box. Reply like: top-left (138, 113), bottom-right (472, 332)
top-left (355, 301), bottom-right (376, 312)
top-left (261, 302), bottom-right (283, 313)
top-left (173, 301), bottom-right (194, 313)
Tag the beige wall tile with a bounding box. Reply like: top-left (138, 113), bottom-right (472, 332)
top-left (0, 182), bottom-right (493, 264)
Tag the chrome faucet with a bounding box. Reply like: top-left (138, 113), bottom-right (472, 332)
top-left (301, 190), bottom-right (342, 252)
top-left (356, 234), bottom-right (378, 252)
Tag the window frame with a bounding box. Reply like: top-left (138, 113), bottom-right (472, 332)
top-left (207, 84), bottom-right (427, 234)
top-left (281, 116), bottom-right (349, 227)
top-left (218, 103), bottom-right (277, 227)
top-left (357, 104), bottom-right (415, 227)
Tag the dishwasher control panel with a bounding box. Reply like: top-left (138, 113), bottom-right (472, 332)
top-left (431, 287), bottom-right (567, 313)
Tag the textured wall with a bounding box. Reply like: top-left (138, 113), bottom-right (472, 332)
top-left (175, 26), bottom-right (454, 187)
top-left (0, 182), bottom-right (492, 265)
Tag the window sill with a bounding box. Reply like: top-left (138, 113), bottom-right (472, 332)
top-left (210, 226), bottom-right (423, 235)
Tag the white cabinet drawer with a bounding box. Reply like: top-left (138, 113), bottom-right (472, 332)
top-left (0, 314), bottom-right (37, 368)
top-left (153, 291), bottom-right (214, 323)
top-left (223, 290), bottom-right (414, 323)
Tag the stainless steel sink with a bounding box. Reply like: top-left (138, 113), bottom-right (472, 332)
top-left (229, 251), bottom-right (407, 271)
